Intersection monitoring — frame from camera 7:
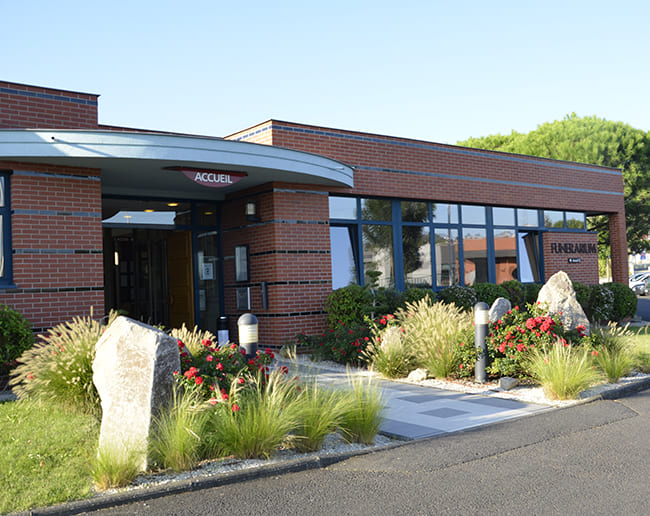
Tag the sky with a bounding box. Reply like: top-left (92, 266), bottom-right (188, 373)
top-left (3, 1), bottom-right (650, 144)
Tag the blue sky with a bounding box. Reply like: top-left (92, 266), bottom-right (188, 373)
top-left (3, 1), bottom-right (649, 144)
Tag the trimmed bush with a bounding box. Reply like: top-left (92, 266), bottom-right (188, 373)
top-left (500, 280), bottom-right (525, 307)
top-left (0, 305), bottom-right (34, 377)
top-left (325, 285), bottom-right (373, 328)
top-left (524, 283), bottom-right (542, 305)
top-left (587, 284), bottom-right (615, 323)
top-left (473, 283), bottom-right (509, 307)
top-left (572, 281), bottom-right (591, 315)
top-left (602, 282), bottom-right (637, 321)
top-left (438, 285), bottom-right (477, 312)
top-left (401, 287), bottom-right (436, 306)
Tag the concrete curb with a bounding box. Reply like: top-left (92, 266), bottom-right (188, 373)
top-left (15, 441), bottom-right (408, 516)
top-left (7, 377), bottom-right (650, 516)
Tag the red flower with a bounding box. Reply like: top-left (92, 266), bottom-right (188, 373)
top-left (232, 404), bottom-right (240, 412)
top-left (222, 393), bottom-right (229, 400)
top-left (206, 355), bottom-right (214, 362)
top-left (195, 376), bottom-right (204, 385)
top-left (202, 339), bottom-right (212, 347)
top-left (208, 397), bottom-right (218, 405)
top-left (216, 362), bottom-right (224, 371)
top-left (238, 377), bottom-right (245, 384)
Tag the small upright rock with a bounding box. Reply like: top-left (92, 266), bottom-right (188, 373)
top-left (499, 377), bottom-right (519, 391)
top-left (407, 368), bottom-right (428, 382)
top-left (489, 297), bottom-right (512, 323)
top-left (537, 271), bottom-right (590, 334)
top-left (93, 316), bottom-right (180, 471)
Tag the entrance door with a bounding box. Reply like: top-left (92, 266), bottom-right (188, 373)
top-left (168, 231), bottom-right (195, 329)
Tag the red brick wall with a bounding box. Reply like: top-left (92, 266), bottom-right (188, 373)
top-left (0, 161), bottom-right (104, 332)
top-left (0, 81), bottom-right (98, 129)
top-left (221, 183), bottom-right (331, 347)
top-left (232, 120), bottom-right (628, 285)
top-left (542, 232), bottom-right (599, 285)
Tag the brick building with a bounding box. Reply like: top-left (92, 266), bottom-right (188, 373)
top-left (0, 81), bottom-right (628, 345)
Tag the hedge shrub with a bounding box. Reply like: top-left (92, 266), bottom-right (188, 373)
top-left (324, 285), bottom-right (373, 328)
top-left (438, 285), bottom-right (477, 312)
top-left (602, 282), bottom-right (637, 321)
top-left (0, 305), bottom-right (34, 376)
top-left (473, 283), bottom-right (509, 307)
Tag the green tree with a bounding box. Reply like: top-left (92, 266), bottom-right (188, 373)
top-left (459, 114), bottom-right (650, 253)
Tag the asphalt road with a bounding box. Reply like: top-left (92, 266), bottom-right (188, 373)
top-left (84, 389), bottom-right (650, 516)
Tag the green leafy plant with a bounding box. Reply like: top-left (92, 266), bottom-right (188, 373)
top-left (473, 283), bottom-right (509, 307)
top-left (524, 283), bottom-right (542, 305)
top-left (487, 304), bottom-right (578, 378)
top-left (586, 284), bottom-right (615, 323)
top-left (0, 304), bottom-right (34, 377)
top-left (324, 285), bottom-right (374, 328)
top-left (602, 282), bottom-right (637, 321)
top-left (526, 342), bottom-right (602, 400)
top-left (174, 337), bottom-right (274, 401)
top-left (500, 280), bottom-right (525, 306)
top-left (10, 311), bottom-right (118, 416)
top-left (437, 284), bottom-right (477, 312)
top-left (91, 444), bottom-right (143, 491)
top-left (338, 375), bottom-right (385, 445)
top-left (302, 321), bottom-right (372, 367)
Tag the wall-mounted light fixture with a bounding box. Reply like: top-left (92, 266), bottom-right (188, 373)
top-left (246, 200), bottom-right (259, 221)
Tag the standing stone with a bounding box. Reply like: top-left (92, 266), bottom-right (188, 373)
top-left (93, 316), bottom-right (180, 471)
top-left (536, 271), bottom-right (590, 334)
top-left (489, 297), bottom-right (512, 323)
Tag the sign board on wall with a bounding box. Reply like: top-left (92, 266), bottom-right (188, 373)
top-left (166, 167), bottom-right (247, 188)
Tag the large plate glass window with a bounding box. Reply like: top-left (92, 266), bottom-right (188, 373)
top-left (462, 228), bottom-right (488, 285)
top-left (362, 224), bottom-right (394, 288)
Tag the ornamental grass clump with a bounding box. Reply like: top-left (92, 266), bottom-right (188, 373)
top-left (203, 368), bottom-right (300, 460)
top-left (588, 323), bottom-right (636, 383)
top-left (526, 342), bottom-right (602, 400)
top-left (291, 382), bottom-right (348, 453)
top-left (91, 444), bottom-right (143, 491)
top-left (10, 310), bottom-right (118, 416)
top-left (400, 298), bottom-right (473, 379)
top-left (339, 375), bottom-right (385, 445)
top-left (149, 385), bottom-right (210, 472)
top-left (364, 322), bottom-right (415, 379)
top-left (170, 323), bottom-right (216, 357)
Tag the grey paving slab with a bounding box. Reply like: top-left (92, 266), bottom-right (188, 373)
top-left (275, 358), bottom-right (550, 441)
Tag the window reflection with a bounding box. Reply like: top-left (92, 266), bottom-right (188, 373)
top-left (362, 224), bottom-right (394, 288)
top-left (462, 205), bottom-right (486, 225)
top-left (403, 226), bottom-right (431, 287)
top-left (432, 203), bottom-right (458, 224)
top-left (329, 197), bottom-right (357, 219)
top-left (435, 229), bottom-right (459, 286)
top-left (544, 210), bottom-right (564, 228)
top-left (330, 226), bottom-right (358, 289)
top-left (462, 228), bottom-right (487, 285)
top-left (494, 229), bottom-right (517, 284)
top-left (518, 232), bottom-right (541, 282)
top-left (566, 212), bottom-right (586, 229)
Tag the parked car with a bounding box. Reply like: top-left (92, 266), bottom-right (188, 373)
top-left (629, 272), bottom-right (650, 295)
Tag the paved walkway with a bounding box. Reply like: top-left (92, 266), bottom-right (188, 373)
top-left (276, 359), bottom-right (549, 440)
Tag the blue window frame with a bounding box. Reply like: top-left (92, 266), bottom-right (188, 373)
top-left (0, 172), bottom-right (13, 287)
top-left (329, 196), bottom-right (585, 291)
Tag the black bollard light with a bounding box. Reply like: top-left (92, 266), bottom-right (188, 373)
top-left (237, 313), bottom-right (258, 359)
top-left (474, 302), bottom-right (489, 384)
top-left (217, 316), bottom-right (229, 346)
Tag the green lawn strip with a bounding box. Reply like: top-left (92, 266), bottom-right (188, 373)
top-left (0, 400), bottom-right (99, 514)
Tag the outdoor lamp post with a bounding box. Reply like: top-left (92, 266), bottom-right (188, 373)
top-left (238, 313), bottom-right (258, 359)
top-left (474, 302), bottom-right (489, 384)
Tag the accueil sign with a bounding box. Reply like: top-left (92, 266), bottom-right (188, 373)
top-left (169, 167), bottom-right (247, 188)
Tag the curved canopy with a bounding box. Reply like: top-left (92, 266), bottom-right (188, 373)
top-left (0, 130), bottom-right (354, 199)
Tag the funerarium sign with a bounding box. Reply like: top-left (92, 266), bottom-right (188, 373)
top-left (550, 243), bottom-right (597, 254)
top-left (550, 242), bottom-right (597, 264)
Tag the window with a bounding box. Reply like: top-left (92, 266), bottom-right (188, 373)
top-left (330, 225), bottom-right (359, 289)
top-left (544, 210), bottom-right (564, 228)
top-left (0, 173), bottom-right (12, 285)
top-left (566, 212), bottom-right (586, 229)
